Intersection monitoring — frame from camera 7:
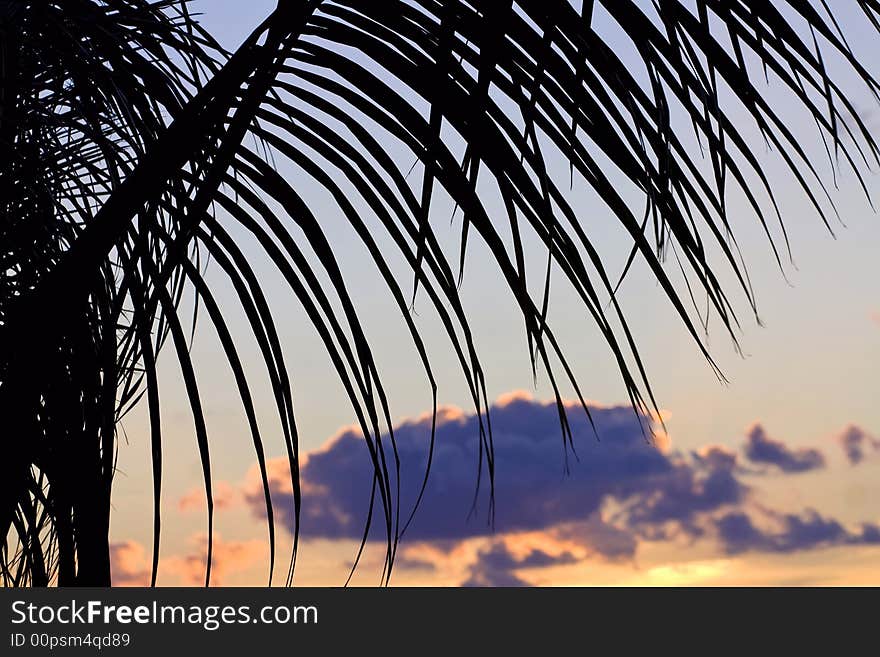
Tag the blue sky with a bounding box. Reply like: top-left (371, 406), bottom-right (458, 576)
top-left (107, 1), bottom-right (880, 586)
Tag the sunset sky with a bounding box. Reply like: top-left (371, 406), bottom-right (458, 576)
top-left (108, 1), bottom-right (880, 586)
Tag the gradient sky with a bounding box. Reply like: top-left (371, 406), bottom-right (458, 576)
top-left (108, 1), bottom-right (880, 586)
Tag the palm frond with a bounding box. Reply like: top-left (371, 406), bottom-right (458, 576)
top-left (1, 0), bottom-right (221, 585)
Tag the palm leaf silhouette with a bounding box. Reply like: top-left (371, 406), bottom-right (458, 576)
top-left (1, 0), bottom-right (878, 586)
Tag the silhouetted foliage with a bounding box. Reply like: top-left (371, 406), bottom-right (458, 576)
top-left (1, 0), bottom-right (878, 586)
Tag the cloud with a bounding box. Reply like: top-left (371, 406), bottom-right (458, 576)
top-left (110, 535), bottom-right (266, 586)
top-left (393, 553), bottom-right (438, 572)
top-left (715, 509), bottom-right (880, 555)
top-left (836, 425), bottom-right (880, 466)
top-left (243, 395), bottom-right (744, 544)
top-left (743, 425), bottom-right (825, 473)
top-left (390, 516), bottom-right (632, 585)
top-left (163, 534), bottom-right (267, 586)
top-left (178, 481), bottom-right (239, 513)
top-left (624, 445), bottom-right (745, 539)
top-left (228, 393), bottom-right (880, 585)
top-left (461, 541), bottom-right (578, 587)
top-left (552, 514), bottom-right (639, 561)
top-left (692, 445), bottom-right (739, 472)
top-left (110, 541), bottom-right (151, 587)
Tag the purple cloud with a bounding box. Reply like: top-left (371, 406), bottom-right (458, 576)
top-left (836, 425), bottom-right (880, 465)
top-left (715, 509), bottom-right (880, 554)
top-left (625, 445), bottom-right (744, 538)
top-left (743, 425), bottom-right (825, 473)
top-left (237, 394), bottom-right (880, 581)
top-left (461, 542), bottom-right (578, 587)
top-left (249, 397), bottom-right (744, 543)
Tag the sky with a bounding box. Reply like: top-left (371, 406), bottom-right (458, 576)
top-left (107, 1), bottom-right (880, 586)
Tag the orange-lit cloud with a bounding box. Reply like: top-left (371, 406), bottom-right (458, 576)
top-left (109, 541), bottom-right (151, 587)
top-left (163, 534), bottom-right (267, 586)
top-left (495, 390), bottom-right (535, 407)
top-left (110, 534), bottom-right (267, 587)
top-left (178, 481), bottom-right (239, 512)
